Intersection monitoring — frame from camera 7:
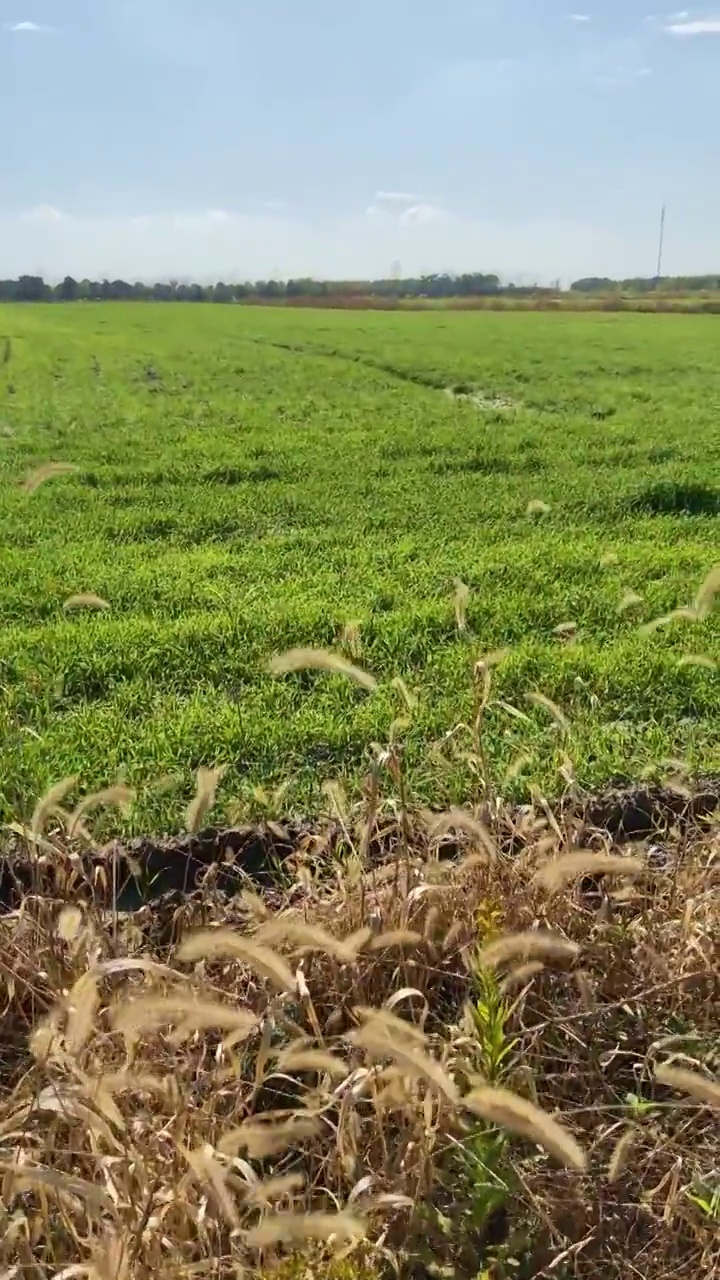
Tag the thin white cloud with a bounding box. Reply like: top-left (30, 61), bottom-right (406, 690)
top-left (664, 17), bottom-right (720, 32)
top-left (366, 199), bottom-right (445, 226)
top-left (20, 205), bottom-right (64, 222)
top-left (568, 13), bottom-right (592, 21)
top-left (6, 19), bottom-right (55, 32)
top-left (668, 9), bottom-right (690, 17)
top-left (375, 191), bottom-right (419, 204)
top-left (399, 203), bottom-right (444, 226)
top-left (3, 204), bottom-right (715, 286)
top-left (636, 66), bottom-right (653, 74)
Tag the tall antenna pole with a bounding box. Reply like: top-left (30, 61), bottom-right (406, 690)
top-left (656, 204), bottom-right (666, 281)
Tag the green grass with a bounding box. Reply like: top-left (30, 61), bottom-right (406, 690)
top-left (1, 302), bottom-right (719, 833)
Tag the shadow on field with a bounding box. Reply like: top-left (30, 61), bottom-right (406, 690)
top-left (628, 480), bottom-right (720, 516)
top-left (431, 452), bottom-right (513, 476)
top-left (203, 464), bottom-right (287, 485)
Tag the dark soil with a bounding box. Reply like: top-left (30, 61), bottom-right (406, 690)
top-left (1, 779), bottom-right (719, 915)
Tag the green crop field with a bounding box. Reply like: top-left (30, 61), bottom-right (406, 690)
top-left (0, 302), bottom-right (719, 834)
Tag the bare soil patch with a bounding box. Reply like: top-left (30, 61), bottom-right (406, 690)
top-left (3, 781), bottom-right (719, 913)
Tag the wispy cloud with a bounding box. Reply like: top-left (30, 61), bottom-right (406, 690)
top-left (375, 190), bottom-right (418, 204)
top-left (365, 200), bottom-right (445, 226)
top-left (591, 57), bottom-right (654, 89)
top-left (568, 13), bottom-right (592, 21)
top-left (664, 16), bottom-right (720, 33)
top-left (2, 205), bottom-right (697, 284)
top-left (399, 203), bottom-right (444, 226)
top-left (6, 19), bottom-right (55, 32)
top-left (20, 205), bottom-right (63, 222)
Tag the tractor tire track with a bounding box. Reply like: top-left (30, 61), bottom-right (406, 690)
top-left (246, 335), bottom-right (447, 392)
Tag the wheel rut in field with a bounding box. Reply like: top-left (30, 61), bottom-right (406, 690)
top-left (249, 337), bottom-right (519, 410)
top-left (247, 336), bottom-right (450, 393)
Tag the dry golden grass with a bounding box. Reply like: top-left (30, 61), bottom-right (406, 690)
top-left (268, 648), bottom-right (378, 691)
top-left (0, 786), bottom-right (717, 1280)
top-left (63, 592), bottom-right (112, 613)
top-left (21, 460), bottom-right (79, 493)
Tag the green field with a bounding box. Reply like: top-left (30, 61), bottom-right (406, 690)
top-left (1, 303), bottom-right (719, 834)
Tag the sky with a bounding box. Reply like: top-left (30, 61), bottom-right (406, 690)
top-left (1, 1), bottom-right (719, 283)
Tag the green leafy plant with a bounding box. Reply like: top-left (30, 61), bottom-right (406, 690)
top-left (623, 1090), bottom-right (661, 1121)
top-left (418, 901), bottom-right (531, 1279)
top-left (686, 1179), bottom-right (720, 1223)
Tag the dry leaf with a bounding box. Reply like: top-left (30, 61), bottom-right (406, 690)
top-left (462, 1086), bottom-right (586, 1170)
top-left (177, 930), bottom-right (297, 993)
top-left (479, 930), bottom-right (579, 970)
top-left (534, 851), bottom-right (645, 893)
top-left (654, 1064), bottom-right (720, 1110)
top-left (607, 1126), bottom-right (635, 1183)
top-left (245, 1211), bottom-right (365, 1249)
top-left (112, 995), bottom-right (258, 1040)
top-left (63, 594), bottom-right (110, 612)
top-left (526, 692), bottom-right (569, 733)
top-left (694, 565), bottom-right (720, 619)
top-left (186, 765), bottom-right (226, 833)
top-left (22, 462), bottom-right (79, 493)
top-left (269, 648), bottom-right (376, 690)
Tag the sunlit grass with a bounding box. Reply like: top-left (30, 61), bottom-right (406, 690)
top-left (0, 303), bottom-right (719, 831)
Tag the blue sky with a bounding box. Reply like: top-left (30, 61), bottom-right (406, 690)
top-left (1, 1), bottom-right (719, 282)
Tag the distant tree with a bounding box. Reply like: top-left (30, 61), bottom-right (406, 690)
top-left (257, 279), bottom-right (285, 299)
top-left (210, 281), bottom-right (232, 303)
top-left (57, 275), bottom-right (78, 301)
top-left (286, 278), bottom-right (325, 297)
top-left (569, 274), bottom-right (720, 295)
top-left (570, 277), bottom-right (616, 293)
top-left (110, 279), bottom-right (135, 300)
top-left (151, 282), bottom-right (174, 302)
top-left (16, 275), bottom-right (47, 302)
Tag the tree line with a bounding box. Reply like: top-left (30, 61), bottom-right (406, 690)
top-left (570, 275), bottom-right (720, 293)
top-left (0, 271), bottom-right (586, 305)
top-left (0, 272), bottom-right (505, 303)
top-left (0, 272), bottom-right (717, 304)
